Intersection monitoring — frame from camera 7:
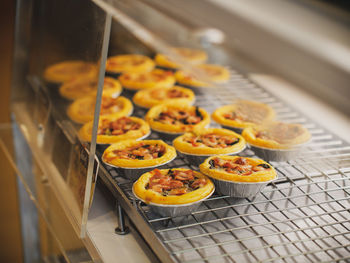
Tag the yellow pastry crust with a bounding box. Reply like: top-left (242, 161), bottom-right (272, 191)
top-left (102, 140), bottom-right (176, 168)
top-left (118, 69), bottom-right (175, 91)
top-left (133, 168), bottom-right (214, 205)
top-left (59, 76), bottom-right (122, 100)
top-left (106, 54), bottom-right (155, 74)
top-left (155, 47), bottom-right (208, 69)
top-left (175, 64), bottom-right (230, 87)
top-left (242, 121), bottom-right (311, 149)
top-left (173, 128), bottom-right (246, 155)
top-left (200, 156), bottom-right (277, 183)
top-left (44, 60), bottom-right (97, 83)
top-left (212, 100), bottom-right (276, 129)
top-left (78, 115), bottom-right (150, 144)
top-left (133, 86), bottom-right (195, 109)
top-left (67, 95), bottom-right (133, 124)
top-left (145, 103), bottom-right (210, 134)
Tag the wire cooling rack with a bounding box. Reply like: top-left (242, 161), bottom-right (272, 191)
top-left (97, 69), bottom-right (350, 263)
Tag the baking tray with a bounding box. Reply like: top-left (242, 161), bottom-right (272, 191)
top-left (97, 69), bottom-right (350, 263)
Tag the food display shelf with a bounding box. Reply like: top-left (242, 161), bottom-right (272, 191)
top-left (96, 69), bottom-right (350, 263)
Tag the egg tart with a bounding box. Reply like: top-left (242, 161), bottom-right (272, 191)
top-left (106, 54), bottom-right (155, 74)
top-left (67, 95), bottom-right (133, 124)
top-left (59, 76), bottom-right (122, 100)
top-left (102, 140), bottom-right (176, 181)
top-left (212, 100), bottom-right (276, 133)
top-left (133, 86), bottom-right (195, 109)
top-left (44, 60), bottom-right (97, 83)
top-left (155, 47), bottom-right (208, 69)
top-left (200, 156), bottom-right (277, 197)
top-left (133, 168), bottom-right (214, 206)
top-left (173, 128), bottom-right (246, 166)
top-left (79, 115), bottom-right (150, 144)
top-left (175, 64), bottom-right (230, 87)
top-left (118, 69), bottom-right (175, 91)
top-left (146, 104), bottom-right (210, 140)
top-left (242, 122), bottom-right (311, 161)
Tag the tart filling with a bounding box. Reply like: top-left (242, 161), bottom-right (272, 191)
top-left (44, 60), bottom-right (97, 83)
top-left (102, 140), bottom-right (176, 168)
top-left (106, 54), bottom-right (155, 74)
top-left (133, 168), bottom-right (214, 205)
top-left (212, 100), bottom-right (276, 129)
top-left (200, 156), bottom-right (277, 183)
top-left (155, 47), bottom-right (208, 69)
top-left (59, 77), bottom-right (122, 100)
top-left (133, 86), bottom-right (195, 109)
top-left (146, 104), bottom-right (210, 133)
top-left (242, 121), bottom-right (311, 149)
top-left (79, 115), bottom-right (150, 144)
top-left (175, 64), bottom-right (230, 87)
top-left (118, 69), bottom-right (175, 90)
top-left (173, 128), bottom-right (246, 155)
top-left (67, 95), bottom-right (133, 124)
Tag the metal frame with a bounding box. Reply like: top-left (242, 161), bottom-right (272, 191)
top-left (97, 68), bottom-right (350, 263)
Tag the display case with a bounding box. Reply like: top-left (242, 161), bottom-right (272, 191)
top-left (3, 0), bottom-right (350, 262)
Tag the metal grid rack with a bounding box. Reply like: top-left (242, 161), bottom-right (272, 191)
top-left (97, 69), bottom-right (350, 263)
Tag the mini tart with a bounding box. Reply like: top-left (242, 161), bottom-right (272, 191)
top-left (173, 128), bottom-right (246, 155)
top-left (118, 69), bottom-right (175, 91)
top-left (242, 121), bottom-right (311, 149)
top-left (212, 100), bottom-right (276, 130)
top-left (133, 86), bottom-right (195, 109)
top-left (44, 60), bottom-right (97, 83)
top-left (102, 140), bottom-right (176, 168)
top-left (200, 156), bottom-right (277, 183)
top-left (59, 76), bottom-right (122, 100)
top-left (155, 47), bottom-right (208, 69)
top-left (175, 64), bottom-right (230, 87)
top-left (133, 168), bottom-right (214, 205)
top-left (145, 104), bottom-right (210, 134)
top-left (79, 115), bottom-right (150, 144)
top-left (106, 54), bottom-right (155, 74)
top-left (67, 95), bottom-right (133, 124)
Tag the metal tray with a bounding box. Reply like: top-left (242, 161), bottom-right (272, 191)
top-left (97, 69), bottom-right (350, 263)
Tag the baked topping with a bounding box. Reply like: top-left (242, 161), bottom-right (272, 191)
top-left (255, 123), bottom-right (305, 144)
top-left (209, 157), bottom-right (271, 176)
top-left (154, 106), bottom-right (203, 126)
top-left (150, 88), bottom-right (189, 100)
top-left (184, 133), bottom-right (239, 148)
top-left (223, 103), bottom-right (269, 124)
top-left (146, 169), bottom-right (207, 196)
top-left (112, 142), bottom-right (165, 160)
top-left (122, 70), bottom-right (173, 82)
top-left (98, 117), bottom-right (141, 136)
top-left (108, 57), bottom-right (147, 67)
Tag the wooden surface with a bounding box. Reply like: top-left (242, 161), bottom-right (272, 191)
top-left (0, 0), bottom-right (24, 262)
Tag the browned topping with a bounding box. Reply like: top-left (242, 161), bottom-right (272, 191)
top-left (112, 142), bottom-right (165, 160)
top-left (100, 97), bottom-right (122, 115)
top-left (256, 123), bottom-right (305, 144)
top-left (98, 117), bottom-right (141, 136)
top-left (108, 57), bottom-right (147, 67)
top-left (122, 70), bottom-right (173, 82)
top-left (223, 103), bottom-right (269, 124)
top-left (154, 107), bottom-right (203, 126)
top-left (146, 169), bottom-right (206, 196)
top-left (184, 133), bottom-right (239, 148)
top-left (209, 157), bottom-right (271, 176)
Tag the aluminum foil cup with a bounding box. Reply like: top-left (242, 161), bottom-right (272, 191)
top-left (102, 155), bottom-right (176, 182)
top-left (211, 176), bottom-right (277, 198)
top-left (221, 125), bottom-right (243, 134)
top-left (249, 141), bottom-right (310, 162)
top-left (177, 145), bottom-right (246, 167)
top-left (133, 188), bottom-right (215, 217)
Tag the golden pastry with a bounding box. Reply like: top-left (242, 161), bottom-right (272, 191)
top-left (106, 54), bottom-right (155, 74)
top-left (67, 95), bottom-right (133, 124)
top-left (133, 168), bottom-right (214, 205)
top-left (133, 86), bottom-right (195, 109)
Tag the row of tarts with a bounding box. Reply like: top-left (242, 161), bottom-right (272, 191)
top-left (43, 48), bottom-right (311, 217)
